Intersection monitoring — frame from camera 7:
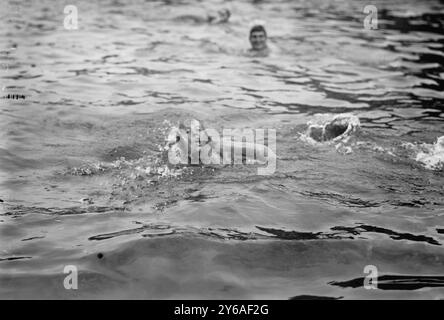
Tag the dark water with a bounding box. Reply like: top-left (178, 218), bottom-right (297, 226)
top-left (0, 0), bottom-right (443, 299)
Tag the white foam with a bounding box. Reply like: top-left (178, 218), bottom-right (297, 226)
top-left (415, 136), bottom-right (444, 170)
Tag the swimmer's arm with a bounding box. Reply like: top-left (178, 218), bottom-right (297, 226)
top-left (173, 14), bottom-right (206, 23)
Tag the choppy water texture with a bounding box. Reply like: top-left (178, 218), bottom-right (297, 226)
top-left (1, 0), bottom-right (444, 299)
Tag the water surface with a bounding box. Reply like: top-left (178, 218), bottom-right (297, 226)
top-left (0, 0), bottom-right (443, 299)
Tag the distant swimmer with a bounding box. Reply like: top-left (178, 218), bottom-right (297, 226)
top-left (208, 9), bottom-right (231, 24)
top-left (173, 8), bottom-right (231, 24)
top-left (248, 22), bottom-right (270, 56)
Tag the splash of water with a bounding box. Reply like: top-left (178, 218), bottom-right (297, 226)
top-left (299, 114), bottom-right (360, 154)
top-left (305, 114), bottom-right (360, 142)
top-left (415, 136), bottom-right (444, 171)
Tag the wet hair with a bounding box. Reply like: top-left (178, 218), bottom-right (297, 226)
top-left (249, 25), bottom-right (267, 37)
top-left (219, 9), bottom-right (231, 19)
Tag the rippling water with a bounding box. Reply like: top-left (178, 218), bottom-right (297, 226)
top-left (1, 0), bottom-right (443, 299)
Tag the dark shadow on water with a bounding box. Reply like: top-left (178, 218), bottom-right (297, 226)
top-left (330, 274), bottom-right (444, 290)
top-left (331, 225), bottom-right (441, 246)
top-left (85, 223), bottom-right (441, 246)
top-left (256, 226), bottom-right (340, 240)
top-left (0, 256), bottom-right (32, 262)
top-left (289, 295), bottom-right (343, 300)
top-left (256, 224), bottom-right (441, 246)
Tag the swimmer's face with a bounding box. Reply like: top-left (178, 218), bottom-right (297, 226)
top-left (249, 30), bottom-right (267, 51)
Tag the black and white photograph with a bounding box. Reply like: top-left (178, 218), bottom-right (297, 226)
top-left (0, 0), bottom-right (443, 303)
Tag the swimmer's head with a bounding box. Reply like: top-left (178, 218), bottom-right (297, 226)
top-left (249, 24), bottom-right (267, 51)
top-left (208, 8), bottom-right (231, 24)
top-left (217, 9), bottom-right (231, 22)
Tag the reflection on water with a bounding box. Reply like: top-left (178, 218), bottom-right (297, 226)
top-left (0, 0), bottom-right (443, 299)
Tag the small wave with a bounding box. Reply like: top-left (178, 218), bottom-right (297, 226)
top-left (88, 224), bottom-right (261, 242)
top-left (299, 191), bottom-right (381, 208)
top-left (1, 204), bottom-right (125, 217)
top-left (68, 154), bottom-right (188, 179)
